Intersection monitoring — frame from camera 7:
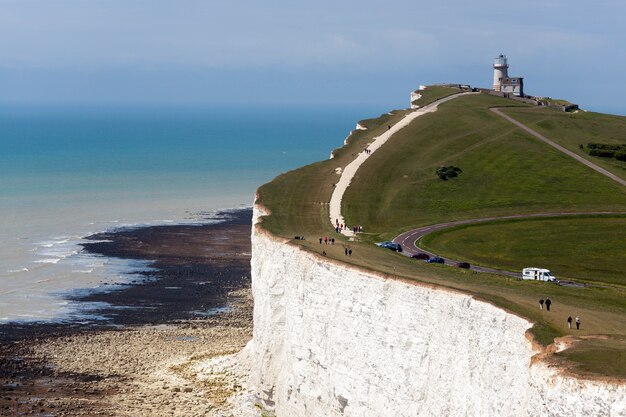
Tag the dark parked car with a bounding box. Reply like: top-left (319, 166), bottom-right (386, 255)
top-left (457, 262), bottom-right (471, 269)
top-left (376, 241), bottom-right (402, 252)
top-left (427, 256), bottom-right (445, 264)
top-left (386, 243), bottom-right (403, 252)
top-left (411, 252), bottom-right (430, 260)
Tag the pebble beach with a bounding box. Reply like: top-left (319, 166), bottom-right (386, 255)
top-left (0, 209), bottom-right (256, 416)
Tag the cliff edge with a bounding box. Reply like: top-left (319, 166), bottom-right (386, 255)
top-left (244, 206), bottom-right (626, 417)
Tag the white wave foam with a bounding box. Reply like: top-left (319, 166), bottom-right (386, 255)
top-left (2, 206), bottom-right (250, 322)
top-left (38, 238), bottom-right (70, 248)
top-left (34, 258), bottom-right (61, 264)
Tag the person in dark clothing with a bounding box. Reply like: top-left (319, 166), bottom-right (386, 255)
top-left (539, 298), bottom-right (544, 310)
top-left (545, 297), bottom-right (552, 311)
top-left (567, 316), bottom-right (572, 329)
top-left (348, 249), bottom-right (352, 256)
top-left (319, 237), bottom-right (322, 244)
top-left (345, 247), bottom-right (348, 255)
top-left (575, 317), bottom-right (581, 330)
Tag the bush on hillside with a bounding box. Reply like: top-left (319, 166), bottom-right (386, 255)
top-left (589, 149), bottom-right (616, 158)
top-left (436, 166), bottom-right (463, 180)
top-left (585, 143), bottom-right (626, 162)
top-left (587, 143), bottom-right (624, 151)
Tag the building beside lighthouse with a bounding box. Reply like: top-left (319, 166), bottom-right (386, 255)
top-left (493, 54), bottom-right (524, 97)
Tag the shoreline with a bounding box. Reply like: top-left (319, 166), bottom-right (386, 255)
top-left (0, 205), bottom-right (253, 324)
top-left (0, 208), bottom-right (254, 416)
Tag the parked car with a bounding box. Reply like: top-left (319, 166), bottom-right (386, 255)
top-left (386, 243), bottom-right (403, 252)
top-left (376, 241), bottom-right (402, 252)
top-left (411, 252), bottom-right (430, 260)
top-left (457, 262), bottom-right (471, 269)
top-left (427, 256), bottom-right (445, 264)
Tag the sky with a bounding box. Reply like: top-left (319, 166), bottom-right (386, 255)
top-left (1, 0), bottom-right (625, 114)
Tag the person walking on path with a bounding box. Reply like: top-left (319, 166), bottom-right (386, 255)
top-left (348, 249), bottom-right (352, 256)
top-left (545, 297), bottom-right (552, 311)
top-left (319, 237), bottom-right (322, 244)
top-left (539, 298), bottom-right (544, 310)
top-left (576, 317), bottom-right (581, 330)
top-left (345, 247), bottom-right (348, 256)
top-left (567, 316), bottom-right (572, 329)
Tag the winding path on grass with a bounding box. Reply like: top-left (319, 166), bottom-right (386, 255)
top-left (330, 98), bottom-right (625, 281)
top-left (491, 107), bottom-right (626, 187)
top-left (329, 92), bottom-right (477, 236)
top-left (393, 211), bottom-right (625, 284)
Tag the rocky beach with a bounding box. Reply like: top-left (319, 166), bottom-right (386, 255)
top-left (0, 209), bottom-right (254, 416)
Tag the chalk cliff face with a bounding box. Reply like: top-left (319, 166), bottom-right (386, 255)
top-left (246, 207), bottom-right (626, 417)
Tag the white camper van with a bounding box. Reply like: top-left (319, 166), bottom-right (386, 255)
top-left (522, 268), bottom-right (557, 282)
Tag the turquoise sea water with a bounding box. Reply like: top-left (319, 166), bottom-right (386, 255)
top-left (0, 103), bottom-right (385, 321)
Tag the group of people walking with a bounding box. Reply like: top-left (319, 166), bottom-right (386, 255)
top-left (538, 297), bottom-right (552, 311)
top-left (539, 297), bottom-right (581, 330)
top-left (317, 235), bottom-right (352, 256)
top-left (334, 219), bottom-right (364, 234)
top-left (567, 315), bottom-right (581, 330)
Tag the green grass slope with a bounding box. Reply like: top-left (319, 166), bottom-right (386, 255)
top-left (256, 91), bottom-right (626, 379)
top-left (501, 107), bottom-right (626, 181)
top-left (420, 215), bottom-right (626, 286)
top-left (411, 85), bottom-right (463, 107)
top-left (258, 109), bottom-right (411, 237)
top-left (343, 94), bottom-right (626, 239)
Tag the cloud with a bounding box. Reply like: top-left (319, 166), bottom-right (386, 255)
top-left (0, 1), bottom-right (437, 70)
top-left (0, 0), bottom-right (623, 111)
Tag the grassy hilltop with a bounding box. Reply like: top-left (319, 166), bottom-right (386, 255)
top-left (256, 87), bottom-right (626, 379)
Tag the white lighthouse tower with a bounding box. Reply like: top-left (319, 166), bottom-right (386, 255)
top-left (493, 54), bottom-right (509, 91)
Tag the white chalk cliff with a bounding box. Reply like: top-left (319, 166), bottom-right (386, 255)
top-left (241, 208), bottom-right (626, 416)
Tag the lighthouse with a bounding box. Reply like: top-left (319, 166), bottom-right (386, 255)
top-left (492, 54), bottom-right (524, 97)
top-left (493, 54), bottom-right (508, 91)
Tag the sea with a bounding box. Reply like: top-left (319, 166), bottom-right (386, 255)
top-left (0, 103), bottom-right (386, 322)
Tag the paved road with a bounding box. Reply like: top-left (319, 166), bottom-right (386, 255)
top-left (393, 212), bottom-right (624, 285)
top-left (491, 107), bottom-right (626, 187)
